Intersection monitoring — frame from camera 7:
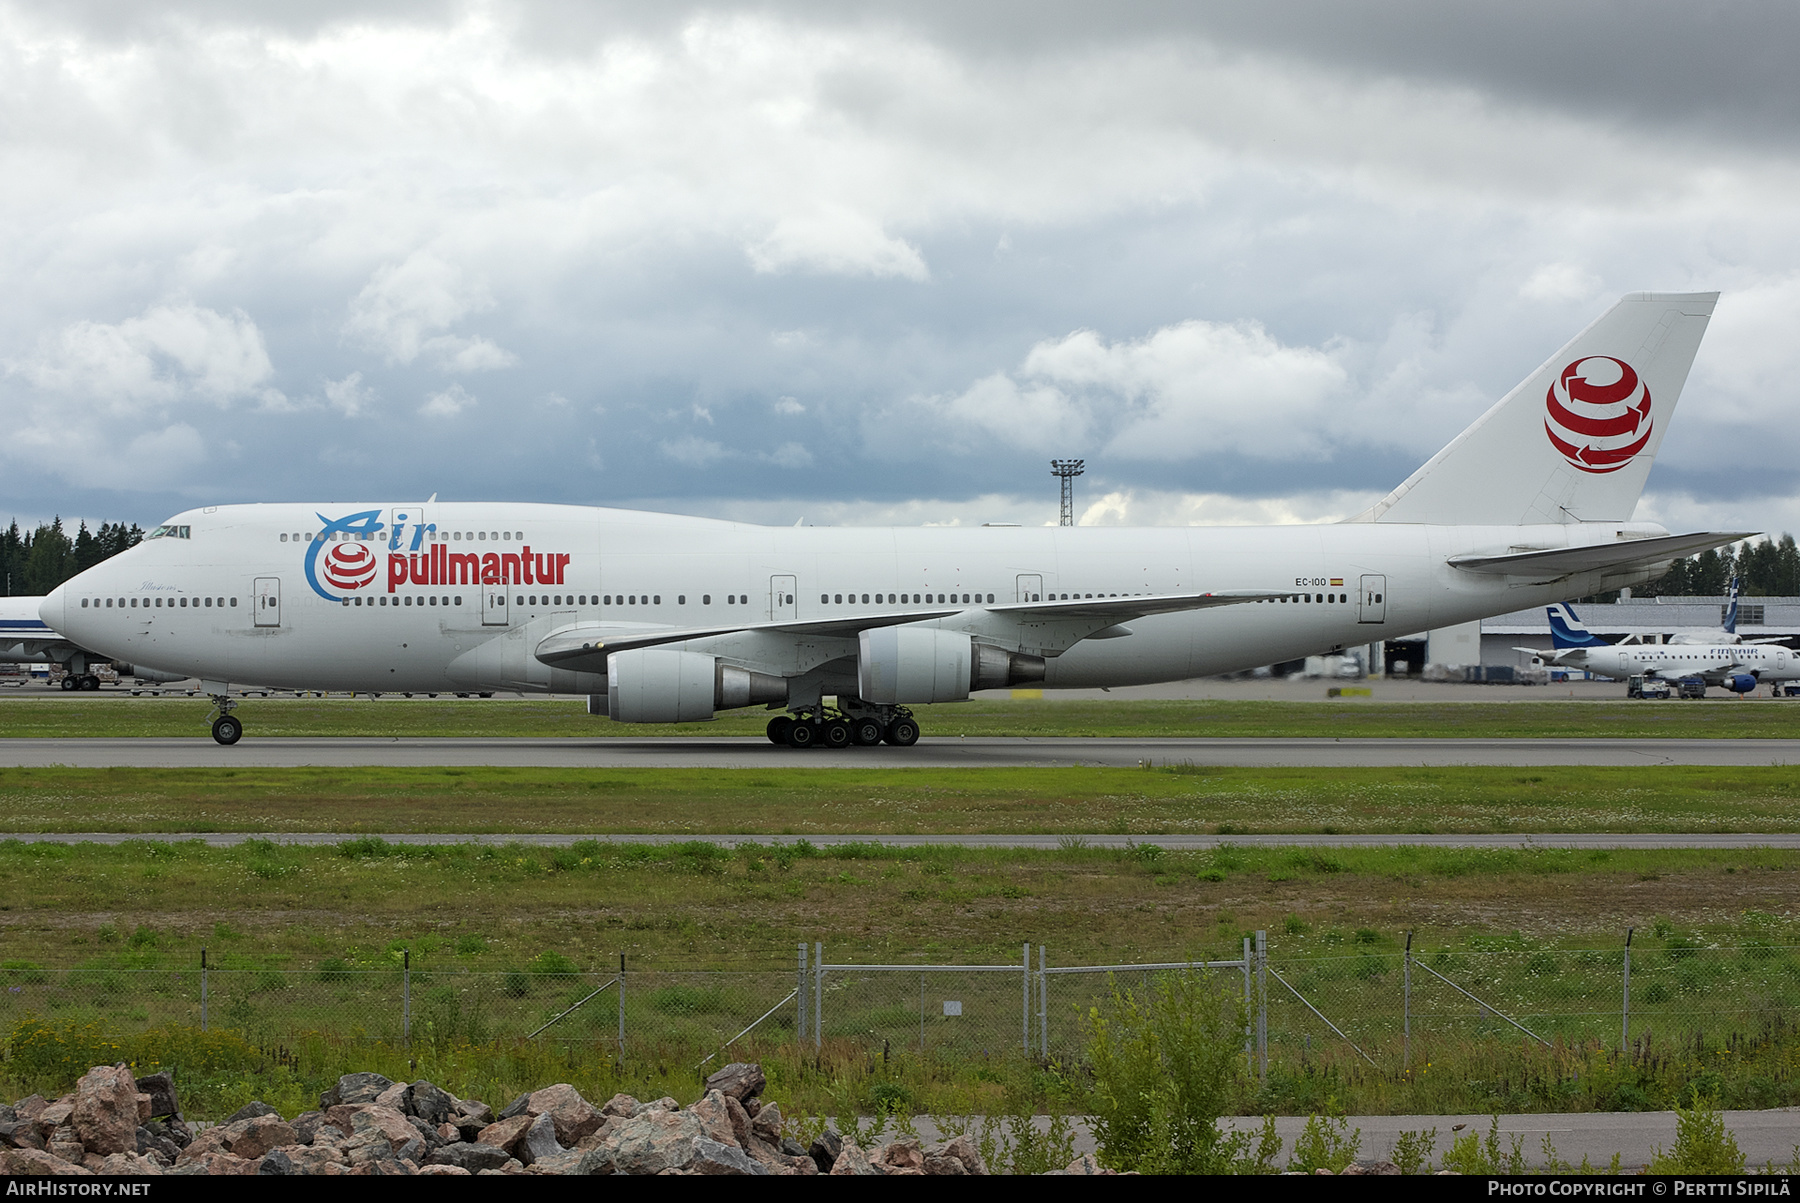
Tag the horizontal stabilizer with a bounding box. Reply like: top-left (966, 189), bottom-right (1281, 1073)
top-left (1448, 531), bottom-right (1753, 577)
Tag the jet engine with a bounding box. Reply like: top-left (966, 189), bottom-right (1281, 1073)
top-left (1725, 673), bottom-right (1758, 694)
top-left (857, 628), bottom-right (1045, 704)
top-left (597, 649), bottom-right (786, 722)
top-left (110, 663), bottom-right (187, 684)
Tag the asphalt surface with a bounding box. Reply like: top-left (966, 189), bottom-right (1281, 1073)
top-left (7, 832), bottom-right (1799, 849)
top-left (9, 735), bottom-right (1800, 768)
top-left (913, 1111), bottom-right (1800, 1170)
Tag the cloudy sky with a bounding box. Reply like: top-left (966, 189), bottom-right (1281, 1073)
top-left (3, 1), bottom-right (1798, 535)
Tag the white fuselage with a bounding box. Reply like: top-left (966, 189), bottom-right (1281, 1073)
top-left (42, 503), bottom-right (1674, 699)
top-left (1560, 642), bottom-right (1798, 686)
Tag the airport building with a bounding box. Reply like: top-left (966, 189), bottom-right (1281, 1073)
top-left (1392, 596), bottom-right (1800, 674)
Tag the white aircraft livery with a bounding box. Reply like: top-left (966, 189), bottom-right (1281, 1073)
top-left (1532, 601), bottom-right (1797, 694)
top-left (43, 292), bottom-right (1749, 747)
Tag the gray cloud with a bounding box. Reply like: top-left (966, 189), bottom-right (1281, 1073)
top-left (3, 0), bottom-right (1799, 543)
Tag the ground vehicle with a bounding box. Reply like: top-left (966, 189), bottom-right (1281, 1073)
top-left (1627, 675), bottom-right (1672, 699)
top-left (1677, 677), bottom-right (1708, 699)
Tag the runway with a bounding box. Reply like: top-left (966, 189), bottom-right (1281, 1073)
top-left (7, 832), bottom-right (1799, 849)
top-left (8, 735), bottom-right (1800, 768)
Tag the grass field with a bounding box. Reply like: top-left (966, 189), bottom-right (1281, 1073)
top-left (1, 838), bottom-right (1797, 1123)
top-left (6, 695), bottom-right (1800, 738)
top-left (5, 763), bottom-right (1800, 834)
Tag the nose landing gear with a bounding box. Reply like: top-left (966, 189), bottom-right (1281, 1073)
top-left (207, 694), bottom-right (243, 745)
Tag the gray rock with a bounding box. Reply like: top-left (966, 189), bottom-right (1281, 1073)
top-left (134, 1072), bottom-right (181, 1122)
top-left (427, 1142), bottom-right (514, 1173)
top-left (521, 1113), bottom-right (563, 1165)
top-left (406, 1114), bottom-right (442, 1149)
top-left (319, 1072), bottom-right (393, 1110)
top-left (407, 1081), bottom-right (455, 1126)
top-left (0, 1120), bottom-right (44, 1151)
top-left (257, 1148), bottom-right (298, 1175)
top-left (780, 1137), bottom-right (810, 1159)
top-left (702, 1063), bottom-right (766, 1104)
top-left (579, 1110), bottom-right (765, 1176)
top-left (224, 1101), bottom-right (280, 1125)
top-left (289, 1112), bottom-right (323, 1146)
top-left (0, 1105), bottom-right (14, 1123)
top-left (135, 1126), bottom-right (151, 1155)
top-left (453, 1100), bottom-right (493, 1125)
top-left (497, 1093), bottom-right (532, 1121)
top-left (809, 1129), bottom-right (842, 1173)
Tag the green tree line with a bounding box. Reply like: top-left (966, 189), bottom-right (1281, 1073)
top-left (0, 519), bottom-right (144, 596)
top-left (1644, 533), bottom-right (1800, 598)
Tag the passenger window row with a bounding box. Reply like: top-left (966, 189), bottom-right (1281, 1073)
top-left (1259, 594), bottom-right (1352, 604)
top-left (282, 530), bottom-right (524, 542)
top-left (82, 597), bottom-right (234, 608)
top-left (823, 593), bottom-right (997, 605)
top-left (347, 596), bottom-right (462, 607)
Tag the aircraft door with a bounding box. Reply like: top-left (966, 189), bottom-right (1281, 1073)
top-left (254, 578), bottom-right (281, 627)
top-left (1358, 575), bottom-right (1386, 624)
top-left (483, 585), bottom-right (510, 627)
top-left (769, 575), bottom-right (797, 621)
top-left (1016, 575), bottom-right (1043, 602)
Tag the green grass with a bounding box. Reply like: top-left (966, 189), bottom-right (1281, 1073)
top-left (6, 763), bottom-right (1800, 833)
top-left (7, 696), bottom-right (1800, 738)
top-left (2, 839), bottom-right (1798, 1123)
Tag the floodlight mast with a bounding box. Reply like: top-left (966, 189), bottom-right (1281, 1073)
top-left (1051, 459), bottom-right (1085, 527)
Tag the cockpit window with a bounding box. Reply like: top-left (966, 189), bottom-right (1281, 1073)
top-left (146, 524), bottom-right (192, 540)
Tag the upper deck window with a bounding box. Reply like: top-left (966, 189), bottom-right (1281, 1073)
top-left (146, 524), bottom-right (191, 540)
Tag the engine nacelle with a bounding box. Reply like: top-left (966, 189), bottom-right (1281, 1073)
top-left (1725, 673), bottom-right (1758, 694)
top-left (601, 650), bottom-right (787, 723)
top-left (111, 663), bottom-right (187, 683)
top-left (858, 628), bottom-right (1045, 704)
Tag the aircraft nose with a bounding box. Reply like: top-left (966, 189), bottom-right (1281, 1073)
top-left (39, 584), bottom-right (68, 633)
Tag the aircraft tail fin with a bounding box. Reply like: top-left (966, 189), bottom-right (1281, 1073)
top-left (1358, 292), bottom-right (1718, 525)
top-left (1548, 603), bottom-right (1609, 650)
top-left (1724, 576), bottom-right (1740, 634)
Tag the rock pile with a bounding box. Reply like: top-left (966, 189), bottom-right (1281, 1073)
top-left (0, 1062), bottom-right (1050, 1176)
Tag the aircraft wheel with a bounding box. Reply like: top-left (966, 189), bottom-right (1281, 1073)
top-left (211, 715), bottom-right (243, 746)
top-left (82, 675), bottom-right (101, 691)
top-left (884, 717), bottom-right (920, 747)
top-left (785, 720), bottom-right (817, 749)
top-left (767, 716), bottom-right (793, 745)
top-left (849, 717), bottom-right (884, 746)
top-left (60, 676), bottom-right (78, 691)
top-left (822, 719), bottom-right (853, 749)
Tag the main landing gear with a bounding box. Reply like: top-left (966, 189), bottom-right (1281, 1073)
top-left (765, 703), bottom-right (920, 750)
top-left (58, 674), bottom-right (100, 691)
top-left (207, 694), bottom-right (242, 746)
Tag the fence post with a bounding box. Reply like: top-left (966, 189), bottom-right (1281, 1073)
top-left (618, 954), bottom-right (626, 1058)
top-left (920, 973), bottom-right (926, 1054)
top-left (813, 942), bottom-right (822, 1051)
top-left (797, 943), bottom-right (807, 1042)
top-left (1039, 945), bottom-right (1048, 1058)
top-left (200, 948), bottom-right (207, 1033)
top-left (403, 949), bottom-right (411, 1045)
top-left (1403, 931), bottom-right (1412, 1069)
top-left (1242, 936), bottom-right (1253, 1065)
top-left (1022, 943), bottom-right (1030, 1053)
top-left (1255, 930), bottom-right (1267, 1083)
top-left (1622, 927), bottom-right (1634, 1052)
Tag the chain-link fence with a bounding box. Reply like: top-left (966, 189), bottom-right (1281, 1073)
top-left (2, 935), bottom-right (1791, 1072)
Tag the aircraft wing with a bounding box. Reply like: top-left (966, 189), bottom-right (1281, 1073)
top-left (1447, 531), bottom-right (1754, 577)
top-left (534, 589), bottom-right (1287, 673)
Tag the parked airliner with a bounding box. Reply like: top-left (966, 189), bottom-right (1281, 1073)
top-left (43, 292), bottom-right (1747, 747)
top-left (1531, 601), bottom-right (1797, 694)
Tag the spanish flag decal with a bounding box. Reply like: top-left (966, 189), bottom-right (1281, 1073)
top-left (1329, 578), bottom-right (1343, 587)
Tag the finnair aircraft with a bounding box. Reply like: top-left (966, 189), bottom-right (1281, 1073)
top-left (1532, 601), bottom-right (1798, 694)
top-left (43, 292), bottom-right (1747, 747)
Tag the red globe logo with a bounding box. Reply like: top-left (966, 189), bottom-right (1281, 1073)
top-left (323, 542), bottom-right (377, 591)
top-left (1544, 355), bottom-right (1652, 475)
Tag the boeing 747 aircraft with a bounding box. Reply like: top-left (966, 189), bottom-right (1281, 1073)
top-left (43, 292), bottom-right (1748, 746)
